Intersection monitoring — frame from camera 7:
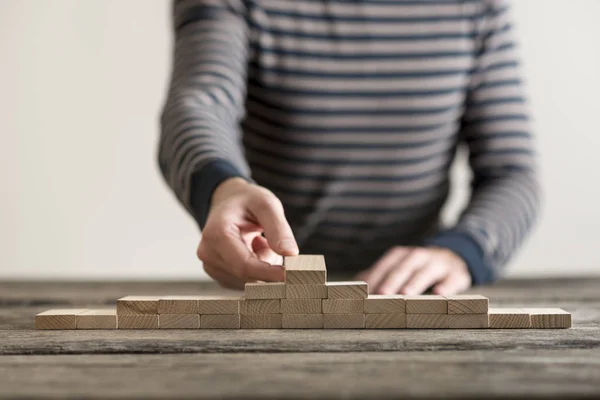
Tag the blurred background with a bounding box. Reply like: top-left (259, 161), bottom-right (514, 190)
top-left (1, 0), bottom-right (599, 280)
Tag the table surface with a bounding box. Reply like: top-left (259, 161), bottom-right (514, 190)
top-left (1, 278), bottom-right (600, 399)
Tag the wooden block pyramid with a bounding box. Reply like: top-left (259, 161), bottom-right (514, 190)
top-left (35, 255), bottom-right (572, 330)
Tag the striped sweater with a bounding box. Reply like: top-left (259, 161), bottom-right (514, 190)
top-left (159, 0), bottom-right (540, 284)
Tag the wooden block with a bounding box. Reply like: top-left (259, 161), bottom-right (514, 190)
top-left (281, 299), bottom-right (321, 314)
top-left (35, 309), bottom-right (88, 330)
top-left (364, 295), bottom-right (406, 314)
top-left (76, 309), bottom-right (117, 330)
top-left (158, 296), bottom-right (200, 314)
top-left (197, 296), bottom-right (240, 314)
top-left (488, 308), bottom-right (531, 329)
top-left (406, 314), bottom-right (448, 329)
top-left (323, 314), bottom-right (364, 329)
top-left (405, 295), bottom-right (447, 314)
top-left (285, 284), bottom-right (328, 299)
top-left (282, 314), bottom-right (324, 329)
top-left (448, 314), bottom-right (489, 329)
top-left (201, 314), bottom-right (240, 329)
top-left (244, 282), bottom-right (286, 299)
top-left (118, 315), bottom-right (159, 329)
top-left (116, 296), bottom-right (160, 315)
top-left (284, 255), bottom-right (326, 285)
top-left (365, 313), bottom-right (406, 329)
top-left (322, 299), bottom-right (363, 314)
top-left (240, 314), bottom-right (282, 329)
top-left (326, 281), bottom-right (368, 299)
top-left (159, 314), bottom-right (200, 329)
top-left (239, 299), bottom-right (280, 315)
top-left (525, 308), bottom-right (572, 329)
top-left (445, 295), bottom-right (489, 314)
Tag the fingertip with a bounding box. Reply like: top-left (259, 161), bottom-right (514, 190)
top-left (277, 238), bottom-right (299, 256)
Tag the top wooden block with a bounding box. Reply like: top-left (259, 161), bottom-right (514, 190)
top-left (405, 295), bottom-right (447, 314)
top-left (244, 282), bottom-right (286, 299)
top-left (445, 295), bottom-right (489, 314)
top-left (525, 308), bottom-right (572, 329)
top-left (326, 281), bottom-right (368, 299)
top-left (284, 255), bottom-right (327, 285)
top-left (117, 296), bottom-right (160, 315)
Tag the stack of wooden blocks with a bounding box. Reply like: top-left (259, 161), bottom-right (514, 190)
top-left (35, 255), bottom-right (572, 330)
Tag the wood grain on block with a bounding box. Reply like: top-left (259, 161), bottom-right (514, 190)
top-left (448, 314), bottom-right (489, 329)
top-left (118, 315), bottom-right (159, 329)
top-left (285, 284), bottom-right (328, 299)
top-left (201, 314), bottom-right (240, 329)
top-left (197, 296), bottom-right (240, 315)
top-left (158, 296), bottom-right (200, 314)
top-left (116, 296), bottom-right (160, 315)
top-left (76, 309), bottom-right (117, 330)
top-left (284, 255), bottom-right (326, 285)
top-left (364, 295), bottom-right (406, 314)
top-left (525, 308), bottom-right (572, 329)
top-left (405, 295), bottom-right (448, 314)
top-left (445, 295), bottom-right (489, 314)
top-left (282, 314), bottom-right (324, 329)
top-left (281, 299), bottom-right (322, 314)
top-left (244, 282), bottom-right (286, 299)
top-left (406, 314), bottom-right (448, 329)
top-left (365, 313), bottom-right (406, 329)
top-left (159, 314), bottom-right (200, 329)
top-left (35, 309), bottom-right (88, 330)
top-left (322, 299), bottom-right (363, 314)
top-left (323, 314), bottom-right (364, 329)
top-left (240, 314), bottom-right (282, 329)
top-left (326, 281), bottom-right (368, 299)
top-left (488, 308), bottom-right (531, 329)
top-left (239, 299), bottom-right (281, 315)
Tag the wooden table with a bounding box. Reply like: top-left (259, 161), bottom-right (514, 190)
top-left (1, 278), bottom-right (599, 399)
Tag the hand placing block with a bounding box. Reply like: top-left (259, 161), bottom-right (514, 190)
top-left (239, 299), bottom-right (280, 314)
top-left (244, 283), bottom-right (286, 299)
top-left (35, 309), bottom-right (88, 330)
top-left (448, 314), bottom-right (489, 329)
top-left (117, 296), bottom-right (160, 315)
top-left (198, 296), bottom-right (240, 314)
top-left (407, 314), bottom-right (448, 329)
top-left (326, 281), bottom-right (368, 299)
top-left (286, 284), bottom-right (328, 299)
top-left (158, 296), bottom-right (200, 314)
top-left (406, 295), bottom-right (447, 314)
top-left (364, 295), bottom-right (406, 314)
top-left (201, 314), bottom-right (241, 329)
top-left (241, 314), bottom-right (282, 329)
top-left (445, 295), bottom-right (489, 314)
top-left (118, 315), bottom-right (159, 329)
top-left (76, 309), bottom-right (117, 330)
top-left (159, 314), bottom-right (200, 329)
top-left (365, 314), bottom-right (406, 329)
top-left (322, 299), bottom-right (363, 314)
top-left (525, 308), bottom-right (572, 328)
top-left (284, 255), bottom-right (326, 285)
top-left (281, 299), bottom-right (322, 314)
top-left (282, 314), bottom-right (324, 329)
top-left (323, 314), bottom-right (364, 329)
top-left (488, 308), bottom-right (531, 329)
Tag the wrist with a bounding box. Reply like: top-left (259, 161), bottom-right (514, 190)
top-left (210, 177), bottom-right (249, 209)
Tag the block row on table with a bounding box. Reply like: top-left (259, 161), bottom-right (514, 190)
top-left (116, 296), bottom-right (240, 315)
top-left (244, 281), bottom-right (368, 300)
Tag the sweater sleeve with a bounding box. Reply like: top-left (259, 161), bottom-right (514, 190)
top-left (426, 0), bottom-right (541, 284)
top-left (159, 0), bottom-right (253, 229)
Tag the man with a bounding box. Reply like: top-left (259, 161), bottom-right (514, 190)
top-left (159, 0), bottom-right (539, 295)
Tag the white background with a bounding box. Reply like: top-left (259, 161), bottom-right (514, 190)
top-left (1, 0), bottom-right (599, 280)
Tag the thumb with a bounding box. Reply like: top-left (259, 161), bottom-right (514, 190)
top-left (251, 235), bottom-right (283, 265)
top-left (248, 193), bottom-right (298, 256)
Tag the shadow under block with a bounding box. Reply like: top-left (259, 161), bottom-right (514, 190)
top-left (364, 295), bottom-right (406, 314)
top-left (35, 309), bottom-right (88, 330)
top-left (159, 314), bottom-right (200, 329)
top-left (201, 314), bottom-right (241, 329)
top-left (244, 282), bottom-right (286, 299)
top-left (240, 299), bottom-right (281, 315)
top-left (448, 314), bottom-right (489, 329)
top-left (326, 281), bottom-right (368, 299)
top-left (284, 255), bottom-right (327, 285)
top-left (323, 314), bottom-right (365, 329)
top-left (281, 299), bottom-right (322, 314)
top-left (197, 296), bottom-right (240, 314)
top-left (405, 295), bottom-right (448, 314)
top-left (285, 284), bottom-right (328, 299)
top-left (525, 308), bottom-right (572, 328)
top-left (446, 295), bottom-right (489, 314)
top-left (241, 314), bottom-right (282, 329)
top-left (116, 296), bottom-right (160, 315)
top-left (322, 299), bottom-right (364, 314)
top-left (76, 309), bottom-right (117, 330)
top-left (282, 314), bottom-right (324, 329)
top-left (407, 314), bottom-right (448, 329)
top-left (488, 308), bottom-right (531, 328)
top-left (158, 296), bottom-right (201, 314)
top-left (118, 315), bottom-right (159, 329)
top-left (365, 314), bottom-right (406, 329)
